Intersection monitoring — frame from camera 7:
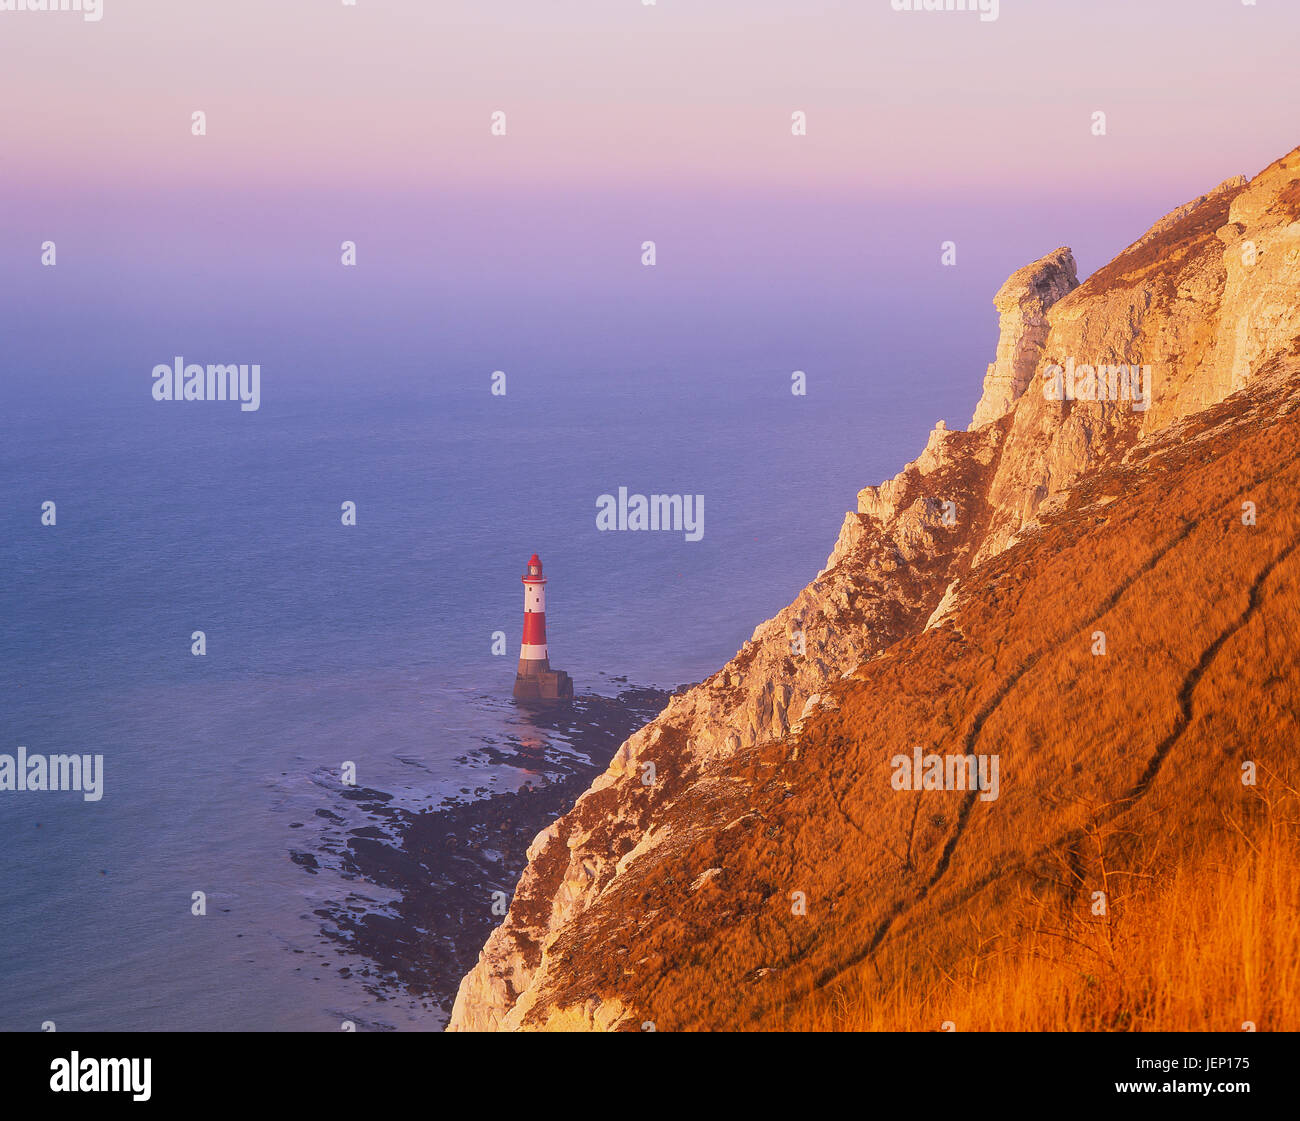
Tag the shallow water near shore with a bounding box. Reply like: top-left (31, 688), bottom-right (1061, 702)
top-left (303, 684), bottom-right (676, 1028)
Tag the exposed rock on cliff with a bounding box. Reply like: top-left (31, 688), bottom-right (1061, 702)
top-left (449, 146), bottom-right (1300, 1032)
top-left (970, 247), bottom-right (1079, 429)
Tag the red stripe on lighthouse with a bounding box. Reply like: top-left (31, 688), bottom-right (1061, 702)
top-left (522, 611), bottom-right (547, 645)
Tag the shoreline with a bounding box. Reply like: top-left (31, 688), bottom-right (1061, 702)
top-left (297, 684), bottom-right (679, 1025)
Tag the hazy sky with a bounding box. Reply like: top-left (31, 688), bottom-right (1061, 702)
top-left (3, 0), bottom-right (1298, 431)
top-left (3, 0), bottom-right (1296, 196)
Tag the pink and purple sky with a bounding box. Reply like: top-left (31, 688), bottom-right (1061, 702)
top-left (3, 0), bottom-right (1295, 196)
top-left (2, 0), bottom-right (1297, 424)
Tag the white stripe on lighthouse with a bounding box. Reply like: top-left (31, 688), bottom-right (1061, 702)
top-left (520, 643), bottom-right (548, 659)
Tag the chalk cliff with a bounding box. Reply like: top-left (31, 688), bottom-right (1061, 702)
top-left (449, 146), bottom-right (1300, 1031)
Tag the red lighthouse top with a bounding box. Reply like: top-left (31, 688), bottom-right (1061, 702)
top-left (523, 553), bottom-right (545, 583)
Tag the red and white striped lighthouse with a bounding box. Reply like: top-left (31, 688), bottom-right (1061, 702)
top-left (513, 553), bottom-right (573, 703)
top-left (519, 554), bottom-right (549, 669)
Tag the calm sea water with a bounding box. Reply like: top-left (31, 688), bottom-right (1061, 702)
top-left (0, 357), bottom-right (951, 1031)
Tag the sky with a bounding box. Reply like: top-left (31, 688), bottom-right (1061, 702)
top-left (1, 0), bottom-right (1298, 424)
top-left (2, 0), bottom-right (1295, 194)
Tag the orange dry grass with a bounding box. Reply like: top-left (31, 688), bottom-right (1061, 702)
top-left (785, 790), bottom-right (1300, 1032)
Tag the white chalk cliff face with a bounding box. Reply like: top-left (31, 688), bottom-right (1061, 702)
top-left (969, 247), bottom-right (1079, 430)
top-left (448, 146), bottom-right (1300, 1031)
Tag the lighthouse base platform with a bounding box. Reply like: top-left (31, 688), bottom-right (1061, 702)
top-left (513, 668), bottom-right (574, 704)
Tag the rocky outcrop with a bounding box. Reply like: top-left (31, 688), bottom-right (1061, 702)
top-left (969, 247), bottom-right (1078, 429)
top-left (968, 161), bottom-right (1297, 562)
top-left (448, 145), bottom-right (1300, 1031)
top-left (1210, 151), bottom-right (1300, 405)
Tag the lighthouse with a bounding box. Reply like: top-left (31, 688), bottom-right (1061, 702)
top-left (512, 553), bottom-right (574, 704)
